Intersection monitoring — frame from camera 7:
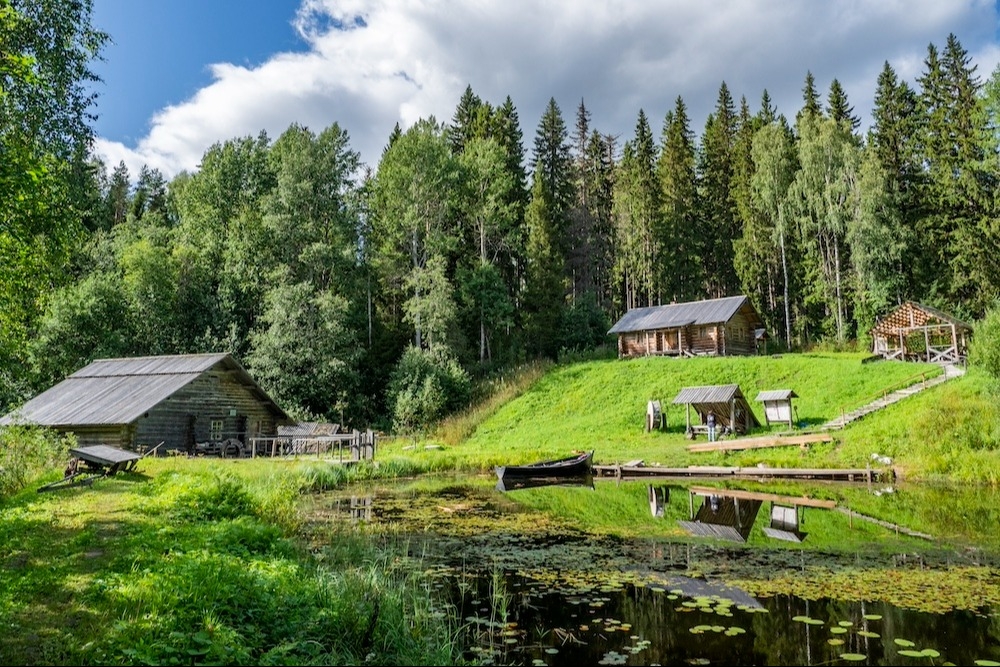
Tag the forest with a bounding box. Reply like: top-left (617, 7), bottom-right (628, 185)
top-left (4, 1), bottom-right (1000, 431)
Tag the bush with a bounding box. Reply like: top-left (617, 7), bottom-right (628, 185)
top-left (389, 346), bottom-right (471, 433)
top-left (0, 425), bottom-right (72, 497)
top-left (970, 305), bottom-right (1000, 380)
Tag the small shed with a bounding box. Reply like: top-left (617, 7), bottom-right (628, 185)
top-left (870, 301), bottom-right (972, 364)
top-left (672, 384), bottom-right (760, 436)
top-left (755, 389), bottom-right (798, 428)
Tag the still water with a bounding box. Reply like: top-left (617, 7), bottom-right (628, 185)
top-left (307, 476), bottom-right (1000, 666)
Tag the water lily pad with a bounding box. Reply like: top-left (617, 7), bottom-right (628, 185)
top-left (974, 661), bottom-right (1000, 666)
top-left (921, 649), bottom-right (941, 658)
top-left (895, 639), bottom-right (916, 647)
top-left (840, 654), bottom-right (867, 661)
top-left (858, 631), bottom-right (880, 638)
top-left (545, 648), bottom-right (559, 654)
top-left (830, 627), bottom-right (848, 635)
top-left (828, 639), bottom-right (845, 646)
top-left (899, 650), bottom-right (925, 658)
top-left (863, 614), bottom-right (882, 620)
top-left (838, 621), bottom-right (854, 627)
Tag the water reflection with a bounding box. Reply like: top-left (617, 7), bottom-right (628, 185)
top-left (308, 476), bottom-right (1000, 666)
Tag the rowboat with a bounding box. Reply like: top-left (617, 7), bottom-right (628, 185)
top-left (495, 450), bottom-right (594, 487)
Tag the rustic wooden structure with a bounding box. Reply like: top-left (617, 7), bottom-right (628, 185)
top-left (38, 445), bottom-right (143, 492)
top-left (755, 389), bottom-right (798, 427)
top-left (645, 400), bottom-right (664, 432)
top-left (672, 384), bottom-right (760, 437)
top-left (248, 428), bottom-right (377, 461)
top-left (686, 432), bottom-right (832, 453)
top-left (765, 504), bottom-right (808, 543)
top-left (1, 353), bottom-right (292, 454)
top-left (592, 464), bottom-right (894, 483)
top-left (608, 295), bottom-right (765, 358)
top-left (677, 494), bottom-right (762, 543)
top-left (870, 301), bottom-right (972, 364)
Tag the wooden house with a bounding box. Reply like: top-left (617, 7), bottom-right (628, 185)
top-left (870, 301), bottom-right (972, 364)
top-left (608, 295), bottom-right (765, 358)
top-left (672, 384), bottom-right (761, 436)
top-left (0, 353), bottom-right (291, 454)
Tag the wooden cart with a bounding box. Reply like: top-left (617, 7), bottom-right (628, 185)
top-left (38, 445), bottom-right (143, 492)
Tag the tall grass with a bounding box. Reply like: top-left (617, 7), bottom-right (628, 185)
top-left (433, 360), bottom-right (551, 446)
top-left (0, 458), bottom-right (464, 666)
top-left (0, 425), bottom-right (73, 497)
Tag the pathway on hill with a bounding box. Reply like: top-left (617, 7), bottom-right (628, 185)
top-left (820, 363), bottom-right (965, 431)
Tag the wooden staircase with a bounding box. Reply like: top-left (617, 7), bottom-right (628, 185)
top-left (820, 363), bottom-right (965, 431)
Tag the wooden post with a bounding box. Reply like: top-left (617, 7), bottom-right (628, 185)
top-left (730, 398), bottom-right (736, 433)
top-left (685, 404), bottom-right (691, 433)
top-left (925, 327), bottom-right (930, 362)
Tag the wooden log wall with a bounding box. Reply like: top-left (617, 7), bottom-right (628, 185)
top-left (133, 367), bottom-right (280, 452)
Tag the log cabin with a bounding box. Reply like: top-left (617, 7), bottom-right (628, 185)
top-left (608, 295), bottom-right (765, 358)
top-left (0, 353), bottom-right (292, 454)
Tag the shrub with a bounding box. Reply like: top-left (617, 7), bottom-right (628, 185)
top-left (0, 425), bottom-right (72, 497)
top-left (969, 305), bottom-right (1000, 380)
top-left (388, 346), bottom-right (471, 433)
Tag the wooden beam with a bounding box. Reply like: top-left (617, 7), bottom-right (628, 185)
top-left (687, 432), bottom-right (833, 453)
top-left (689, 486), bottom-right (836, 508)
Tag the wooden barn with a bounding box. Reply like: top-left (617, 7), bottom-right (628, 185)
top-left (870, 301), bottom-right (972, 364)
top-left (608, 295), bottom-right (765, 358)
top-left (672, 384), bottom-right (761, 436)
top-left (0, 353), bottom-right (291, 454)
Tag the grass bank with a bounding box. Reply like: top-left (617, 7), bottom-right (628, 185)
top-left (0, 457), bottom-right (461, 666)
top-left (381, 352), bottom-right (974, 474)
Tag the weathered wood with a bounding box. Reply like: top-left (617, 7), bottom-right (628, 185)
top-left (688, 485), bottom-right (837, 509)
top-left (593, 464), bottom-right (893, 483)
top-left (687, 432), bottom-right (833, 453)
top-left (834, 507), bottom-right (933, 540)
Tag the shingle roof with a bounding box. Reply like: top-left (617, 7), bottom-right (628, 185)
top-left (608, 295), bottom-right (757, 334)
top-left (755, 390), bottom-right (798, 402)
top-left (0, 353), bottom-right (288, 427)
top-left (673, 384), bottom-right (743, 405)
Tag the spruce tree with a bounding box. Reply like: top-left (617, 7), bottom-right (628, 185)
top-left (658, 97), bottom-right (702, 302)
top-left (826, 79), bottom-right (861, 132)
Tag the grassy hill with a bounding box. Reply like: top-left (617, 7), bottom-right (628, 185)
top-left (381, 352), bottom-right (1000, 484)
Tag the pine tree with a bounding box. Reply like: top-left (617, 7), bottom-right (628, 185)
top-left (826, 79), bottom-right (861, 132)
top-left (658, 96), bottom-right (702, 302)
top-left (798, 71), bottom-right (822, 123)
top-left (698, 82), bottom-right (741, 298)
top-left (522, 169), bottom-right (565, 358)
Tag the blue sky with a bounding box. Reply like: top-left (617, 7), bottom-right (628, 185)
top-left (88, 1), bottom-right (1000, 179)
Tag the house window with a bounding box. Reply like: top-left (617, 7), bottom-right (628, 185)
top-left (210, 419), bottom-right (224, 441)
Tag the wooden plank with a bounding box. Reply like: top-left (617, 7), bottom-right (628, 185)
top-left (687, 432), bottom-right (833, 453)
top-left (688, 485), bottom-right (837, 509)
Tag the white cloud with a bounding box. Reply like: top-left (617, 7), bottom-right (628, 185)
top-left (95, 0), bottom-right (1000, 179)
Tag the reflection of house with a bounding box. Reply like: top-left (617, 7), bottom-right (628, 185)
top-left (673, 384), bottom-right (760, 435)
top-left (608, 295), bottom-right (765, 358)
top-left (763, 504), bottom-right (807, 542)
top-left (0, 353), bottom-right (290, 453)
top-left (755, 389), bottom-right (798, 428)
top-left (870, 301), bottom-right (972, 364)
top-left (677, 494), bottom-right (762, 543)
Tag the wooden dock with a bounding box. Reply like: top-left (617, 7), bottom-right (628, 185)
top-left (687, 432), bottom-right (833, 453)
top-left (593, 464), bottom-right (893, 483)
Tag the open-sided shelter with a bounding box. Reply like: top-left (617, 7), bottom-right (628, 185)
top-left (677, 493), bottom-right (762, 543)
top-left (755, 389), bottom-right (798, 428)
top-left (870, 301), bottom-right (972, 364)
top-left (672, 384), bottom-right (760, 436)
top-left (0, 353), bottom-right (291, 453)
top-left (608, 295), bottom-right (765, 358)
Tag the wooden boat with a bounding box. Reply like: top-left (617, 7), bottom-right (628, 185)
top-left (495, 474), bottom-right (594, 493)
top-left (495, 450), bottom-right (594, 486)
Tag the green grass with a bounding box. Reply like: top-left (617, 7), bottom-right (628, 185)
top-left (380, 352), bottom-right (946, 473)
top-left (0, 458), bottom-right (462, 666)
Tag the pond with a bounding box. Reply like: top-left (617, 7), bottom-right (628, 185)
top-left (303, 475), bottom-right (1000, 666)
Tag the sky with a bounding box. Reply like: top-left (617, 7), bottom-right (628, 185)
top-left (90, 0), bottom-right (1000, 180)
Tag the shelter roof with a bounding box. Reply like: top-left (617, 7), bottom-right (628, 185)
top-left (1, 353), bottom-right (289, 427)
top-left (672, 384), bottom-right (744, 405)
top-left (278, 422), bottom-right (342, 437)
top-left (870, 301), bottom-right (973, 336)
top-left (608, 295), bottom-right (761, 334)
top-left (755, 389), bottom-right (798, 402)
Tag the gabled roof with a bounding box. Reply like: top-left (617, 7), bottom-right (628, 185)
top-left (673, 384), bottom-right (744, 405)
top-left (1, 353), bottom-right (289, 427)
top-left (755, 389), bottom-right (798, 402)
top-left (870, 301), bottom-right (973, 336)
top-left (608, 295), bottom-right (761, 334)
